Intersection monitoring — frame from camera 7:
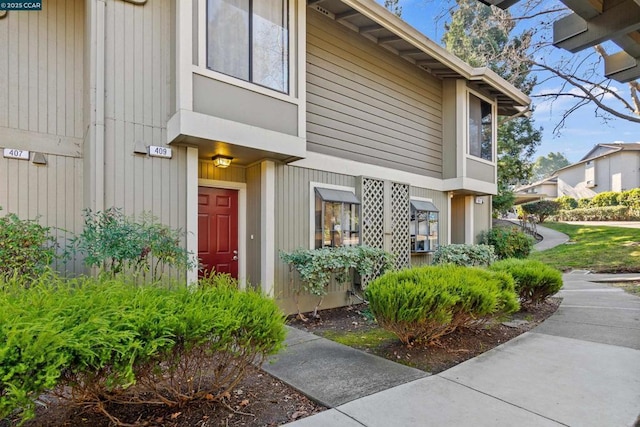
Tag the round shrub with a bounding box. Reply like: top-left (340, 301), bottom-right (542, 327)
top-left (489, 258), bottom-right (563, 305)
top-left (0, 274), bottom-right (286, 424)
top-left (479, 227), bottom-right (534, 259)
top-left (365, 265), bottom-right (519, 345)
top-left (556, 196), bottom-right (578, 210)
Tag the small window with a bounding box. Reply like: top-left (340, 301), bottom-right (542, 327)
top-left (410, 200), bottom-right (439, 253)
top-left (314, 188), bottom-right (361, 249)
top-left (468, 93), bottom-right (493, 161)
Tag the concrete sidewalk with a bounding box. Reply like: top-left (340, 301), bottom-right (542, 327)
top-left (533, 224), bottom-right (570, 251)
top-left (271, 272), bottom-right (640, 427)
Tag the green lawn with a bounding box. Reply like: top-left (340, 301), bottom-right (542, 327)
top-left (530, 222), bottom-right (640, 273)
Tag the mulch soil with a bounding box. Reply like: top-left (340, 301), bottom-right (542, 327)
top-left (288, 299), bottom-right (561, 374)
top-left (0, 366), bottom-right (325, 427)
top-left (3, 299), bottom-right (560, 426)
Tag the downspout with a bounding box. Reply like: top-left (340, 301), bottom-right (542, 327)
top-left (95, 0), bottom-right (106, 212)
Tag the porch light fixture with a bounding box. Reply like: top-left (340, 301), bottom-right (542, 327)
top-left (212, 154), bottom-right (233, 168)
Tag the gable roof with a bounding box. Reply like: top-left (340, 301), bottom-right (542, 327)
top-left (579, 142), bottom-right (640, 162)
top-left (309, 0), bottom-right (530, 116)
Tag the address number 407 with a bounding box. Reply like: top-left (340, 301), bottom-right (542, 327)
top-left (3, 148), bottom-right (30, 160)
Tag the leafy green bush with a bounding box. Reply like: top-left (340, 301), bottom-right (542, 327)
top-left (280, 246), bottom-right (393, 317)
top-left (0, 208), bottom-right (55, 279)
top-left (365, 265), bottom-right (519, 345)
top-left (521, 200), bottom-right (560, 223)
top-left (69, 208), bottom-right (195, 280)
top-left (489, 258), bottom-right (563, 305)
top-left (0, 273), bottom-right (285, 424)
top-left (432, 244), bottom-right (497, 267)
top-left (478, 227), bottom-right (534, 259)
top-left (577, 198), bottom-right (592, 208)
top-left (556, 206), bottom-right (637, 221)
top-left (619, 188), bottom-right (640, 209)
top-left (555, 196), bottom-right (578, 210)
top-left (591, 191), bottom-right (620, 207)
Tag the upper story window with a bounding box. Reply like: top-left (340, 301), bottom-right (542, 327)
top-left (468, 93), bottom-right (493, 161)
top-left (207, 0), bottom-right (289, 93)
top-left (410, 200), bottom-right (439, 253)
top-left (314, 187), bottom-right (361, 249)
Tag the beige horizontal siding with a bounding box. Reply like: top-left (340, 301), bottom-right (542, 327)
top-left (199, 162), bottom-right (246, 183)
top-left (306, 10), bottom-right (443, 177)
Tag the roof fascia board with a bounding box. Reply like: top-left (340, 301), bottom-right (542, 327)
top-left (338, 0), bottom-right (530, 108)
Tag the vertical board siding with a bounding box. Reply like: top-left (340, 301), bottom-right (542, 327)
top-left (102, 0), bottom-right (185, 233)
top-left (198, 162), bottom-right (247, 183)
top-left (474, 197), bottom-right (491, 243)
top-left (306, 10), bottom-right (443, 178)
top-left (274, 165), bottom-right (356, 310)
top-left (0, 0), bottom-right (84, 138)
top-left (246, 164), bottom-right (261, 287)
top-left (0, 155), bottom-right (84, 273)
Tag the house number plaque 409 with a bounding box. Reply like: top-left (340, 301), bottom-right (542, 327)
top-left (3, 148), bottom-right (30, 160)
top-left (148, 146), bottom-right (172, 159)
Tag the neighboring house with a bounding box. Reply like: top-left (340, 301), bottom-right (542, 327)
top-left (514, 176), bottom-right (558, 205)
top-left (0, 0), bottom-right (529, 314)
top-left (556, 143), bottom-right (640, 200)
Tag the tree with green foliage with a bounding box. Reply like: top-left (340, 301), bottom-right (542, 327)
top-left (442, 0), bottom-right (541, 214)
top-left (531, 152), bottom-right (570, 181)
top-left (384, 0), bottom-right (402, 17)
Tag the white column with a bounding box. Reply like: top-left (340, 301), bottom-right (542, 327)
top-left (261, 160), bottom-right (276, 297)
top-left (176, 0), bottom-right (193, 111)
top-left (465, 195), bottom-right (474, 244)
top-left (186, 147), bottom-right (199, 285)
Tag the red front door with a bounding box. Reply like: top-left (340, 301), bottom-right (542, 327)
top-left (198, 187), bottom-right (239, 278)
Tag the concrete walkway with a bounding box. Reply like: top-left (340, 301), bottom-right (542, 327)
top-left (267, 272), bottom-right (640, 426)
top-left (533, 223), bottom-right (570, 251)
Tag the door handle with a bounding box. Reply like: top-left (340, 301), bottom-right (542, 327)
top-left (233, 250), bottom-right (238, 261)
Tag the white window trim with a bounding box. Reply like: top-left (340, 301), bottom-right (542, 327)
top-left (309, 182), bottom-right (358, 250)
top-left (465, 88), bottom-right (497, 166)
top-left (198, 178), bottom-right (248, 291)
top-left (197, 0), bottom-right (297, 100)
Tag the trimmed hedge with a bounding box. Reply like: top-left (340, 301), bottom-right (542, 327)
top-left (489, 258), bottom-right (563, 305)
top-left (556, 205), bottom-right (639, 221)
top-left (365, 265), bottom-right (519, 345)
top-left (478, 227), bottom-right (534, 259)
top-left (520, 200), bottom-right (560, 223)
top-left (0, 273), bottom-right (285, 423)
top-left (432, 244), bottom-right (497, 267)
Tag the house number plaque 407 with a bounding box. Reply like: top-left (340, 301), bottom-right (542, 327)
top-left (3, 148), bottom-right (30, 160)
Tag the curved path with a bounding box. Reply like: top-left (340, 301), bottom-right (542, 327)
top-left (265, 227), bottom-right (640, 426)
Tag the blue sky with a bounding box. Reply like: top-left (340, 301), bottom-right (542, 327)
top-left (377, 0), bottom-right (639, 163)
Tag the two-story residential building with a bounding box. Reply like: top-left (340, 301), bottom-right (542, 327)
top-left (0, 0), bottom-right (529, 314)
top-left (555, 143), bottom-right (640, 199)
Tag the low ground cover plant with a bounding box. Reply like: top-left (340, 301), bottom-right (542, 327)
top-left (0, 273), bottom-right (285, 425)
top-left (365, 265), bottom-right (519, 345)
top-left (432, 244), bottom-right (497, 266)
top-left (489, 258), bottom-right (563, 305)
top-left (478, 227), bottom-right (533, 259)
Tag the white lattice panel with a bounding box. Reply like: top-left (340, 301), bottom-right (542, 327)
top-left (361, 178), bottom-right (384, 249)
top-left (391, 182), bottom-right (410, 269)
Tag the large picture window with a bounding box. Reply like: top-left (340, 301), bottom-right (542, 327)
top-left (207, 0), bottom-right (289, 93)
top-left (314, 188), bottom-right (360, 249)
top-left (410, 200), bottom-right (439, 252)
top-left (468, 93), bottom-right (493, 161)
